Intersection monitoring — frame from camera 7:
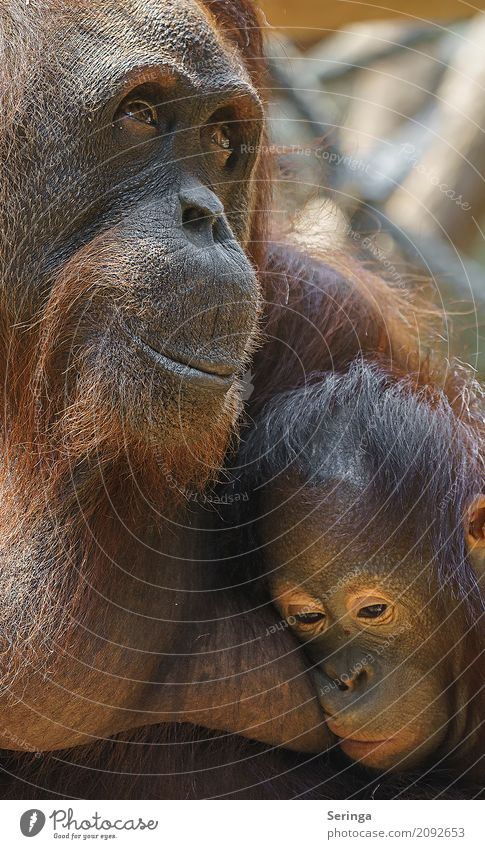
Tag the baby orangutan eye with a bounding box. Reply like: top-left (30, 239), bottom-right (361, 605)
top-left (348, 593), bottom-right (394, 624)
top-left (284, 597), bottom-right (327, 631)
top-left (357, 603), bottom-right (388, 619)
top-left (294, 611), bottom-right (326, 625)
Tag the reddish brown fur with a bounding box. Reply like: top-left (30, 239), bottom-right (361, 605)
top-left (0, 0), bottom-right (482, 800)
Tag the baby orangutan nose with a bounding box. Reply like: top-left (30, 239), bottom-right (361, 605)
top-left (316, 657), bottom-right (375, 713)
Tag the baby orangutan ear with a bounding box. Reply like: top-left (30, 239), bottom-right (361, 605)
top-left (466, 495), bottom-right (485, 581)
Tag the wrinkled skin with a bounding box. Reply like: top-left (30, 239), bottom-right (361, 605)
top-left (0, 0), bottom-right (328, 758)
top-left (3, 0), bottom-right (264, 455)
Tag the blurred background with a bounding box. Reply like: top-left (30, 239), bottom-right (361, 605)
top-left (258, 0), bottom-right (485, 376)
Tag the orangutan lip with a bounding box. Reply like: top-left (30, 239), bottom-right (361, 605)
top-left (136, 335), bottom-right (237, 388)
top-left (337, 737), bottom-right (392, 755)
top-left (325, 717), bottom-right (392, 748)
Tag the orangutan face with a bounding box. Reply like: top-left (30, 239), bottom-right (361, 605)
top-left (3, 0), bottom-right (264, 479)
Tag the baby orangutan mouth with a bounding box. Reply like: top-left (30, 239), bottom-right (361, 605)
top-left (322, 722), bottom-right (406, 768)
top-left (336, 738), bottom-right (394, 760)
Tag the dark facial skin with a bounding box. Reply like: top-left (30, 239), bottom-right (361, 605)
top-left (261, 484), bottom-right (471, 772)
top-left (3, 0), bottom-right (264, 458)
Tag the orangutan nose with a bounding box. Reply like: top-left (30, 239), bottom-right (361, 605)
top-left (336, 669), bottom-right (368, 691)
top-left (180, 186), bottom-right (227, 247)
top-left (324, 663), bottom-right (370, 693)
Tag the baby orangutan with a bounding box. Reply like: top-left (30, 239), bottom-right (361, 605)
top-left (238, 363), bottom-right (484, 776)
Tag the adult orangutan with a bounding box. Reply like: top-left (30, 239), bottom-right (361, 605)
top-left (0, 0), bottom-right (481, 799)
top-left (0, 0), bottom-right (336, 757)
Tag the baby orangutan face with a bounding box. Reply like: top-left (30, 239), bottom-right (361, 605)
top-left (262, 486), bottom-right (471, 772)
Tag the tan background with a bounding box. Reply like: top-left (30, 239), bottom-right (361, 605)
top-left (259, 1), bottom-right (485, 42)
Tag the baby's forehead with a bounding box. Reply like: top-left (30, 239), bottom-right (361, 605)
top-left (259, 476), bottom-right (351, 521)
top-left (269, 548), bottom-right (432, 612)
top-left (270, 543), bottom-right (407, 589)
top-left (258, 478), bottom-right (373, 548)
top-left (259, 483), bottom-right (429, 588)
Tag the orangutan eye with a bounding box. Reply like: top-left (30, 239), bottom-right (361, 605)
top-left (114, 91), bottom-right (161, 135)
top-left (294, 612), bottom-right (326, 625)
top-left (202, 110), bottom-right (239, 169)
top-left (357, 604), bottom-right (388, 619)
top-left (211, 124), bottom-right (232, 151)
top-left (286, 598), bottom-right (327, 631)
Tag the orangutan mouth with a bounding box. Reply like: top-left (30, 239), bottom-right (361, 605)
top-left (337, 736), bottom-right (396, 759)
top-left (136, 335), bottom-right (238, 391)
